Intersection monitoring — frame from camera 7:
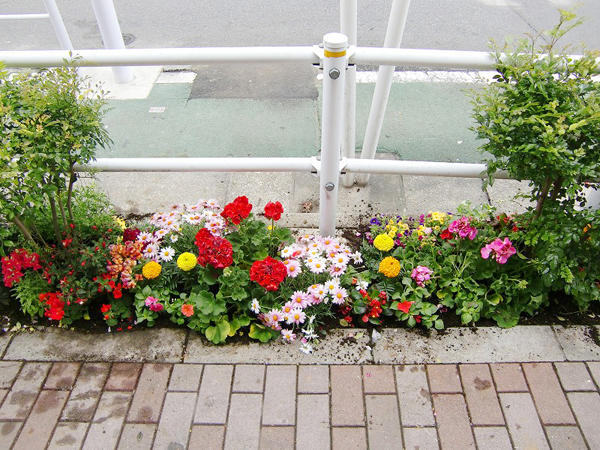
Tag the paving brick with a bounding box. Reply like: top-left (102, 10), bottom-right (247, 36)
top-left (194, 365), bottom-right (233, 425)
top-left (104, 362), bottom-right (142, 391)
top-left (117, 423), bottom-right (156, 450)
top-left (232, 364), bottom-right (264, 393)
top-left (567, 392), bottom-right (600, 450)
top-left (432, 394), bottom-right (476, 450)
top-left (473, 426), bottom-right (512, 450)
top-left (545, 425), bottom-right (588, 450)
top-left (395, 365), bottom-right (435, 427)
top-left (296, 394), bottom-right (330, 450)
top-left (61, 363), bottom-right (110, 422)
top-left (402, 427), bottom-right (439, 450)
top-left (0, 362), bottom-right (51, 420)
top-left (47, 422), bottom-right (89, 449)
top-left (224, 393), bottom-right (263, 449)
top-left (331, 365), bottom-right (364, 426)
top-left (365, 395), bottom-right (402, 449)
top-left (427, 365), bottom-right (461, 394)
top-left (522, 362), bottom-right (576, 425)
top-left (332, 427), bottom-right (367, 450)
top-left (82, 391), bottom-right (132, 450)
top-left (260, 426), bottom-right (296, 450)
top-left (362, 365), bottom-right (395, 394)
top-left (298, 365), bottom-right (329, 394)
top-left (0, 421), bottom-right (22, 448)
top-left (44, 362), bottom-right (80, 390)
top-left (555, 362), bottom-right (595, 391)
top-left (262, 365), bottom-right (296, 426)
top-left (127, 363), bottom-right (171, 423)
top-left (0, 361), bottom-right (22, 388)
top-left (459, 364), bottom-right (504, 426)
top-left (490, 363), bottom-right (528, 392)
top-left (588, 362), bottom-right (600, 389)
top-left (13, 390), bottom-right (70, 450)
top-left (168, 363), bottom-right (202, 392)
top-left (499, 393), bottom-right (550, 450)
top-left (153, 391), bottom-right (197, 449)
top-left (189, 425), bottom-right (225, 449)
top-left (0, 389), bottom-right (7, 407)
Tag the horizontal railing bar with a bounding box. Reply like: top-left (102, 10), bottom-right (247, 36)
top-left (74, 157), bottom-right (318, 173)
top-left (0, 47), bottom-right (320, 68)
top-left (344, 158), bottom-right (509, 178)
top-left (1, 46), bottom-right (598, 72)
top-left (75, 157), bottom-right (509, 179)
top-left (0, 14), bottom-right (50, 21)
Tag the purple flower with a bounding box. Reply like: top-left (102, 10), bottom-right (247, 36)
top-left (370, 217), bottom-right (381, 226)
top-left (411, 265), bottom-right (433, 287)
top-left (448, 217), bottom-right (478, 240)
top-left (481, 238), bottom-right (516, 264)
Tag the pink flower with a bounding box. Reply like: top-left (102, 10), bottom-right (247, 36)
top-left (448, 217), bottom-right (478, 240)
top-left (481, 238), bottom-right (516, 264)
top-left (411, 266), bottom-right (433, 287)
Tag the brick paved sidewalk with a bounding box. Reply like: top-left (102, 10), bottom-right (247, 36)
top-left (0, 361), bottom-right (599, 449)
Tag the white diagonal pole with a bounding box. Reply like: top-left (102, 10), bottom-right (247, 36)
top-left (43, 0), bottom-right (73, 50)
top-left (356, 0), bottom-right (411, 186)
top-left (90, 0), bottom-right (133, 83)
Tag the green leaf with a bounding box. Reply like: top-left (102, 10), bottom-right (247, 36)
top-left (248, 324), bottom-right (278, 343)
top-left (434, 319), bottom-right (445, 330)
top-left (205, 318), bottom-right (231, 344)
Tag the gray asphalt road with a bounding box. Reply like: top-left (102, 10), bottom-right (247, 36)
top-left (1, 0), bottom-right (599, 53)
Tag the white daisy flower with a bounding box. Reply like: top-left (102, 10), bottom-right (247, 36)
top-left (251, 298), bottom-right (261, 314)
top-left (159, 246), bottom-right (175, 262)
top-left (281, 329), bottom-right (296, 343)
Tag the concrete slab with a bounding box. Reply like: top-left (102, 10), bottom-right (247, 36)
top-left (0, 334), bottom-right (13, 359)
top-left (2, 328), bottom-right (186, 363)
top-left (78, 67), bottom-right (162, 100)
top-left (402, 176), bottom-right (488, 216)
top-left (183, 329), bottom-right (373, 364)
top-left (156, 71), bottom-right (197, 84)
top-left (553, 326), bottom-right (600, 362)
top-left (486, 179), bottom-right (534, 214)
top-left (85, 173), bottom-right (230, 216)
top-left (372, 326), bottom-right (566, 364)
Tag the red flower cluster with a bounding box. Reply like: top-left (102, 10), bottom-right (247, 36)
top-left (440, 229), bottom-right (454, 240)
top-left (250, 256), bottom-right (287, 291)
top-left (359, 289), bottom-right (386, 323)
top-left (1, 249), bottom-right (42, 287)
top-left (264, 201), bottom-right (284, 221)
top-left (221, 196), bottom-right (252, 225)
top-left (122, 228), bottom-right (140, 242)
top-left (39, 292), bottom-right (65, 321)
top-left (195, 228), bottom-right (233, 269)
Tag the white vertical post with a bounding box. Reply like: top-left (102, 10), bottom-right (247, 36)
top-left (340, 0), bottom-right (357, 188)
top-left (42, 0), bottom-right (73, 50)
top-left (355, 0), bottom-right (411, 186)
top-left (90, 0), bottom-right (134, 83)
top-left (319, 33), bottom-right (348, 237)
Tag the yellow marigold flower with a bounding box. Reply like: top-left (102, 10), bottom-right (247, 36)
top-left (142, 261), bottom-right (161, 279)
top-left (378, 257), bottom-right (401, 278)
top-left (373, 234), bottom-right (394, 251)
top-left (177, 252), bottom-right (197, 272)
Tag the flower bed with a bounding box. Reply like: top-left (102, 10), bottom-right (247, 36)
top-left (1, 192), bottom-right (599, 349)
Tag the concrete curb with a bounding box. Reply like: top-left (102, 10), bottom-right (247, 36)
top-left (2, 325), bottom-right (599, 364)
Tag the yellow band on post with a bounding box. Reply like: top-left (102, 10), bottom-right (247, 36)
top-left (324, 50), bottom-right (346, 58)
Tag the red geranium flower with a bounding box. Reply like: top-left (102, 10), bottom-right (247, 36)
top-left (195, 228), bottom-right (233, 269)
top-left (440, 229), bottom-right (454, 240)
top-left (264, 201), bottom-right (284, 221)
top-left (250, 257), bottom-right (287, 291)
top-left (397, 301), bottom-right (413, 314)
top-left (101, 304), bottom-right (112, 313)
top-left (221, 196), bottom-right (252, 225)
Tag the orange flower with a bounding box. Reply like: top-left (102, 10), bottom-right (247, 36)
top-left (181, 304), bottom-right (194, 317)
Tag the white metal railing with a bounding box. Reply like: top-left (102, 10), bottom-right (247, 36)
top-left (0, 0), bottom-right (73, 51)
top-left (2, 0), bottom-right (598, 235)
